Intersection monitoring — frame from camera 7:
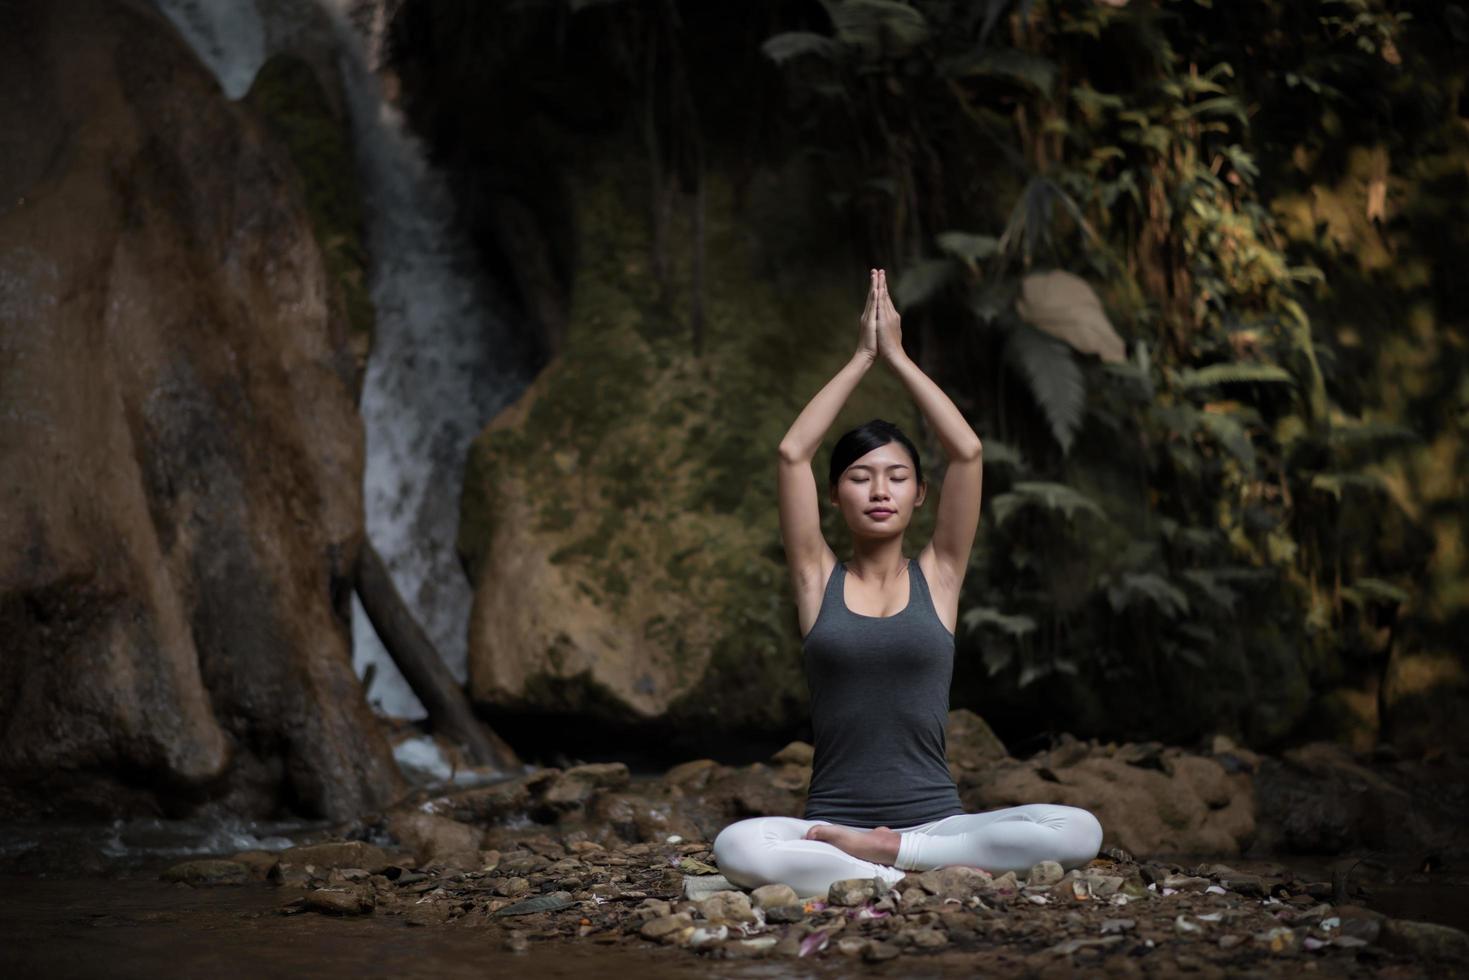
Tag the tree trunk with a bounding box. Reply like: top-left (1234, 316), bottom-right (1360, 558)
top-left (355, 541), bottom-right (520, 772)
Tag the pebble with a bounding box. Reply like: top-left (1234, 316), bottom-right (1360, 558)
top-left (1027, 861), bottom-right (1064, 887)
top-left (750, 883), bottom-right (798, 909)
top-left (828, 877), bottom-right (881, 907)
top-left (697, 890), bottom-right (757, 926)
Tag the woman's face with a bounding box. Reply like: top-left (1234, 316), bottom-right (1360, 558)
top-left (830, 442), bottom-right (925, 537)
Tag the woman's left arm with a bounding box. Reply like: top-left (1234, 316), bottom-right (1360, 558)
top-left (874, 270), bottom-right (983, 590)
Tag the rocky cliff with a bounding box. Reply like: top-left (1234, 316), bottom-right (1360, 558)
top-left (0, 0), bottom-right (402, 819)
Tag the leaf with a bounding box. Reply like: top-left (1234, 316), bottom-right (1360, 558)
top-left (1106, 573), bottom-right (1190, 617)
top-left (1341, 577), bottom-right (1411, 607)
top-left (893, 258), bottom-right (955, 309)
top-left (981, 641), bottom-right (1015, 676)
top-left (1181, 569), bottom-right (1239, 612)
top-left (1197, 411), bottom-right (1256, 472)
top-left (968, 279), bottom-right (1017, 325)
top-left (761, 32), bottom-right (841, 64)
top-left (979, 438), bottom-right (1029, 473)
top-left (1176, 362), bottom-right (1295, 390)
top-left (1310, 472), bottom-right (1386, 499)
top-left (678, 857), bottom-right (720, 875)
top-left (824, 0), bottom-right (929, 56)
top-left (1004, 323), bottom-right (1087, 455)
top-left (990, 481), bottom-right (1107, 526)
top-left (1187, 96), bottom-right (1248, 126)
top-left (941, 47), bottom-right (1059, 95)
top-left (1016, 269), bottom-right (1127, 364)
top-left (493, 891), bottom-right (576, 916)
top-left (962, 606), bottom-right (1039, 638)
top-left (935, 230), bottom-right (1000, 262)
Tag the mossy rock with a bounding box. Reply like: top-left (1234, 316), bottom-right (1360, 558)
top-left (459, 144), bottom-right (934, 731)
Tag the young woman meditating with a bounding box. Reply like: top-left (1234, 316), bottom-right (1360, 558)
top-left (712, 268), bottom-right (1103, 899)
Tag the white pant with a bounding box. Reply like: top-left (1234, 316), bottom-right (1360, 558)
top-left (712, 804), bottom-right (1104, 899)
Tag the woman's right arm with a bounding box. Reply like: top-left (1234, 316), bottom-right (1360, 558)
top-left (776, 352), bottom-right (874, 588)
top-left (777, 268), bottom-right (880, 588)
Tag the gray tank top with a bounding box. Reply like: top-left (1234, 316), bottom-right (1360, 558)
top-left (800, 557), bottom-right (965, 828)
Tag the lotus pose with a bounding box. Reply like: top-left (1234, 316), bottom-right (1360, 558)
top-left (712, 269), bottom-right (1103, 898)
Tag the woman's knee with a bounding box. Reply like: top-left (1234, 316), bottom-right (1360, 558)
top-left (712, 817), bottom-right (773, 883)
top-left (1055, 806), bottom-right (1104, 868)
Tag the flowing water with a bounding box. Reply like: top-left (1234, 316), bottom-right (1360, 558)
top-left (151, 0), bottom-right (534, 723)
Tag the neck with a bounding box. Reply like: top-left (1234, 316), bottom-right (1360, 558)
top-left (846, 539), bottom-right (907, 581)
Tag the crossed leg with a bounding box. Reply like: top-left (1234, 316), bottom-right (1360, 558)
top-left (712, 804), bottom-right (1103, 897)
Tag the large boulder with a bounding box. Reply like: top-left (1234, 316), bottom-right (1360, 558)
top-left (0, 0), bottom-right (402, 819)
top-left (458, 152), bottom-right (925, 738)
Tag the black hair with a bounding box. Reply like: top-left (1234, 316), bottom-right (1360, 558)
top-left (828, 419), bottom-right (924, 492)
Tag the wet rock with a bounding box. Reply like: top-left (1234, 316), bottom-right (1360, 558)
top-left (917, 866), bottom-right (991, 900)
top-left (750, 883), bottom-right (799, 909)
top-left (663, 759), bottom-right (720, 789)
top-left (231, 851), bottom-right (281, 881)
top-left (771, 742), bottom-right (814, 767)
top-left (765, 904), bottom-right (807, 924)
top-left (1084, 873), bottom-right (1124, 898)
top-left (1027, 861), bottom-right (1065, 887)
top-left (499, 877), bottom-right (531, 897)
top-left (1101, 918), bottom-right (1136, 934)
top-left (386, 812), bottom-right (482, 870)
top-left (160, 859), bottom-right (249, 886)
top-left (904, 926), bottom-right (949, 949)
top-left (1378, 918), bottom-right (1469, 961)
top-left (946, 709), bottom-right (1009, 773)
top-left (863, 941), bottom-right (902, 962)
top-left (543, 763), bottom-right (631, 807)
top-left (280, 841), bottom-right (390, 872)
top-left (0, 0), bottom-right (405, 823)
top-left (828, 877), bottom-right (881, 907)
top-left (835, 936), bottom-right (869, 957)
top-left (697, 890), bottom-right (757, 926)
top-left (640, 913), bottom-right (694, 944)
top-left (1161, 874), bottom-right (1210, 892)
top-left (983, 871), bottom-right (1021, 901)
top-left (303, 886), bottom-right (373, 915)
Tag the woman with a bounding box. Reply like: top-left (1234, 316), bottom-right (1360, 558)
top-left (711, 269), bottom-right (1103, 898)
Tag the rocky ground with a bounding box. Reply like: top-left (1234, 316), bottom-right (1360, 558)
top-left (127, 720), bottom-right (1469, 977)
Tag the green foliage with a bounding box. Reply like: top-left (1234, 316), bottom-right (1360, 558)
top-left (754, 0), bottom-right (1449, 746)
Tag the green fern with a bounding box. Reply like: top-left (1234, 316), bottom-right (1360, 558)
top-left (760, 32), bottom-right (840, 64)
top-left (990, 480), bottom-right (1107, 526)
top-left (1004, 323), bottom-right (1086, 454)
top-left (962, 606), bottom-right (1039, 638)
top-left (1176, 362), bottom-right (1295, 390)
top-left (1106, 572), bottom-right (1191, 617)
top-left (893, 258), bottom-right (956, 309)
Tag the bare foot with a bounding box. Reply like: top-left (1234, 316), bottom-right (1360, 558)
top-left (803, 824), bottom-right (901, 865)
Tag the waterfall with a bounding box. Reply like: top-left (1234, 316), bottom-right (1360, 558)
top-left (151, 0), bottom-right (531, 723)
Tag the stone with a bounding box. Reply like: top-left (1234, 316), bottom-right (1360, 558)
top-left (946, 709), bottom-right (1009, 771)
top-left (0, 0), bottom-right (404, 824)
top-left (828, 877), bottom-right (881, 907)
top-left (542, 763), bottom-right (631, 806)
top-left (917, 866), bottom-right (991, 900)
top-left (697, 890), bottom-right (757, 926)
top-left (963, 751), bottom-right (1253, 859)
top-left (1084, 874), bottom-right (1124, 898)
top-left (640, 913), bottom-right (694, 943)
top-left (836, 937), bottom-right (869, 957)
top-left (231, 851), bottom-right (282, 880)
top-left (303, 887), bottom-right (373, 915)
top-left (160, 860), bottom-right (249, 886)
top-left (1162, 874), bottom-right (1211, 893)
top-left (663, 759), bottom-right (720, 788)
top-left (765, 904), bottom-right (807, 924)
top-left (1378, 918), bottom-right (1469, 961)
top-left (386, 812), bottom-right (482, 870)
top-left (983, 871), bottom-right (1021, 900)
top-left (863, 942), bottom-right (902, 962)
top-left (751, 883), bottom-right (799, 909)
top-left (280, 841), bottom-right (390, 873)
top-left (1027, 861), bottom-right (1065, 887)
top-left (771, 742), bottom-right (814, 767)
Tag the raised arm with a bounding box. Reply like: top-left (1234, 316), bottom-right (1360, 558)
top-left (776, 271), bottom-right (882, 592)
top-left (873, 269), bottom-right (983, 597)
